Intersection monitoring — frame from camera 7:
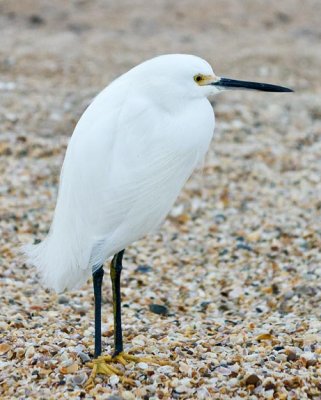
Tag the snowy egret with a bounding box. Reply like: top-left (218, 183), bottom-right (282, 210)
top-left (24, 54), bottom-right (292, 387)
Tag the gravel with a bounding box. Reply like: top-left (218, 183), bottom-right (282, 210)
top-left (1, 0), bottom-right (321, 399)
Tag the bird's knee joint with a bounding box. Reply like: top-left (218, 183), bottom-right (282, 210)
top-left (93, 266), bottom-right (104, 280)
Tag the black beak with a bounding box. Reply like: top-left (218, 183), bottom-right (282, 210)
top-left (212, 77), bottom-right (293, 93)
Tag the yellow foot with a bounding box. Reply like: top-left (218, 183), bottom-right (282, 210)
top-left (85, 355), bottom-right (129, 390)
top-left (85, 352), bottom-right (172, 390)
top-left (104, 351), bottom-right (172, 367)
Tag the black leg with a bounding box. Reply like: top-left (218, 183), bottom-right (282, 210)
top-left (93, 265), bottom-right (104, 358)
top-left (110, 249), bottom-right (125, 357)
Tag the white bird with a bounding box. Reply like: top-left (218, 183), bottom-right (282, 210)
top-left (24, 54), bottom-right (292, 387)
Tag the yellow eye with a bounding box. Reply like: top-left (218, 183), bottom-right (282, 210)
top-left (194, 74), bottom-right (203, 83)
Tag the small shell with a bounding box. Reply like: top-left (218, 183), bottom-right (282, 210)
top-left (25, 346), bottom-right (35, 359)
top-left (109, 374), bottom-right (120, 385)
top-left (72, 373), bottom-right (88, 387)
top-left (137, 362), bottom-right (148, 370)
top-left (256, 333), bottom-right (274, 341)
top-left (0, 343), bottom-right (11, 355)
top-left (60, 362), bottom-right (78, 374)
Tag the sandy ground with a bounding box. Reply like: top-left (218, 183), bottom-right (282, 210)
top-left (1, 0), bottom-right (321, 399)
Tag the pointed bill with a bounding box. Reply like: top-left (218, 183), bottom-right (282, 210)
top-left (212, 77), bottom-right (293, 92)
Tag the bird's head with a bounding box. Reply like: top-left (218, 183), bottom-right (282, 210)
top-left (129, 54), bottom-right (293, 101)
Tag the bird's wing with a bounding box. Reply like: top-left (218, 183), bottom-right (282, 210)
top-left (57, 84), bottom-right (201, 263)
top-left (27, 80), bottom-right (212, 292)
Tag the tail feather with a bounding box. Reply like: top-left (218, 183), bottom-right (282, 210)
top-left (22, 236), bottom-right (91, 293)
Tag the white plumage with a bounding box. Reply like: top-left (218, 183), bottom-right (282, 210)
top-left (24, 55), bottom-right (216, 292)
top-left (24, 54), bottom-right (292, 293)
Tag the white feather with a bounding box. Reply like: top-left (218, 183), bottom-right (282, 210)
top-left (23, 54), bottom-right (215, 292)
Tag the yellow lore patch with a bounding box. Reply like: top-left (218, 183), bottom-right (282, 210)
top-left (193, 74), bottom-right (218, 85)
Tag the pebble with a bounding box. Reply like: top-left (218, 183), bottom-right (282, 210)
top-left (78, 351), bottom-right (91, 363)
top-left (286, 350), bottom-right (298, 362)
top-left (1, 5), bottom-right (320, 399)
top-left (25, 346), bottom-right (35, 359)
top-left (122, 391), bottom-right (136, 400)
top-left (135, 265), bottom-right (152, 273)
top-left (149, 304), bottom-right (169, 316)
top-left (131, 335), bottom-right (146, 346)
top-left (58, 295), bottom-right (69, 304)
top-left (109, 374), bottom-right (120, 386)
top-left (215, 366), bottom-right (232, 375)
top-left (245, 374), bottom-right (261, 386)
top-left (72, 373), bottom-right (87, 386)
